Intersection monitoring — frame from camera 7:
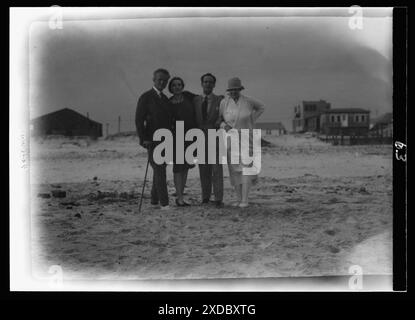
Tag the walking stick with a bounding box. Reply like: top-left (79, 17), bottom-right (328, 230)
top-left (138, 157), bottom-right (150, 213)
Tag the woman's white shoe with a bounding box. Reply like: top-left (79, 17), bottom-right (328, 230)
top-left (238, 202), bottom-right (249, 208)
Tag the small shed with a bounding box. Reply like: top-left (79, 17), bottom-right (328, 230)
top-left (256, 122), bottom-right (287, 136)
top-left (30, 108), bottom-right (103, 138)
top-left (369, 112), bottom-right (392, 138)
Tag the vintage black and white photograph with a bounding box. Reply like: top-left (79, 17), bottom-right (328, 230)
top-left (10, 7), bottom-right (399, 291)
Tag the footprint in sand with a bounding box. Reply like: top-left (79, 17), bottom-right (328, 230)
top-left (346, 216), bottom-right (358, 224)
top-left (68, 230), bottom-right (86, 236)
top-left (129, 239), bottom-right (146, 245)
top-left (282, 207), bottom-right (296, 215)
top-left (324, 229), bottom-right (336, 236)
top-left (327, 245), bottom-right (340, 254)
top-left (326, 197), bottom-right (340, 204)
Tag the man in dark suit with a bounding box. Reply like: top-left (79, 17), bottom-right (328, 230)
top-left (135, 68), bottom-right (173, 210)
top-left (194, 73), bottom-right (224, 208)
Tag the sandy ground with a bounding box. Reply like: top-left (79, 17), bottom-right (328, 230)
top-left (30, 134), bottom-right (392, 280)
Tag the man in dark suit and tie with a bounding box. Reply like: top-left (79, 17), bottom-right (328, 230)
top-left (194, 73), bottom-right (224, 208)
top-left (135, 68), bottom-right (173, 210)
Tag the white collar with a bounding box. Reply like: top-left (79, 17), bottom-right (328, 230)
top-left (227, 94), bottom-right (243, 103)
top-left (153, 86), bottom-right (163, 96)
top-left (203, 93), bottom-right (213, 99)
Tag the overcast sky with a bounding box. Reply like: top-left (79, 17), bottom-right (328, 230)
top-left (29, 9), bottom-right (392, 132)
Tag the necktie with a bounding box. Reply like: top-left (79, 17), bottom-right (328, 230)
top-left (202, 96), bottom-right (208, 122)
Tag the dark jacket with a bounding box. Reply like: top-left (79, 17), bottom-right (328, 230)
top-left (171, 91), bottom-right (198, 132)
top-left (135, 88), bottom-right (174, 146)
top-left (193, 94), bottom-right (224, 130)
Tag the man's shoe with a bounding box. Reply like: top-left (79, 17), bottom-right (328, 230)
top-left (160, 205), bottom-right (171, 210)
top-left (215, 201), bottom-right (224, 208)
top-left (176, 199), bottom-right (191, 207)
top-left (202, 199), bottom-right (210, 205)
top-left (150, 201), bottom-right (160, 208)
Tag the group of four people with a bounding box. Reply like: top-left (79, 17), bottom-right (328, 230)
top-left (135, 68), bottom-right (265, 210)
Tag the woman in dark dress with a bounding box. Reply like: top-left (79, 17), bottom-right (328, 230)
top-left (168, 77), bottom-right (197, 206)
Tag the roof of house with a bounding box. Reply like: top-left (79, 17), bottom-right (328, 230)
top-left (256, 122), bottom-right (286, 130)
top-left (302, 100), bottom-right (330, 105)
top-left (31, 108), bottom-right (102, 125)
top-left (322, 108), bottom-right (370, 114)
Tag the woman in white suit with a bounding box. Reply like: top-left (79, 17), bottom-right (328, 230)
top-left (218, 77), bottom-right (265, 208)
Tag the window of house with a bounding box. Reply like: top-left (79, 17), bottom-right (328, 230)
top-left (355, 115), bottom-right (359, 122)
top-left (361, 115), bottom-right (365, 122)
top-left (337, 115), bottom-right (340, 122)
top-left (331, 115), bottom-right (335, 122)
top-left (342, 115), bottom-right (346, 121)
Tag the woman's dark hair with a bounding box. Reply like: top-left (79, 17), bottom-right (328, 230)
top-left (168, 77), bottom-right (185, 94)
top-left (200, 73), bottom-right (216, 84)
